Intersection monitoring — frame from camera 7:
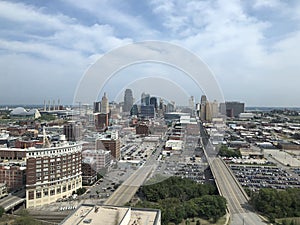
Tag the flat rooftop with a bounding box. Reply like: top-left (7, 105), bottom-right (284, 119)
top-left (60, 204), bottom-right (160, 225)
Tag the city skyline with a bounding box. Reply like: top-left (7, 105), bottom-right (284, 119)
top-left (1, 1), bottom-right (300, 106)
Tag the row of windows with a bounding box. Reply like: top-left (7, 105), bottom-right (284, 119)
top-left (35, 155), bottom-right (81, 164)
top-left (28, 179), bottom-right (81, 200)
top-left (36, 168), bottom-right (81, 179)
top-left (27, 146), bottom-right (81, 157)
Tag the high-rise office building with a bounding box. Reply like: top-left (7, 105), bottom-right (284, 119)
top-left (123, 89), bottom-right (133, 112)
top-left (130, 104), bottom-right (139, 116)
top-left (211, 100), bottom-right (219, 118)
top-left (199, 95), bottom-right (219, 122)
top-left (166, 102), bottom-right (175, 112)
top-left (93, 101), bottom-right (101, 113)
top-left (225, 101), bottom-right (245, 117)
top-left (140, 105), bottom-right (155, 118)
top-left (200, 95), bottom-right (207, 121)
top-left (96, 131), bottom-right (120, 160)
top-left (150, 97), bottom-right (158, 110)
top-left (100, 92), bottom-right (109, 114)
top-left (141, 92), bottom-right (150, 106)
top-left (159, 99), bottom-right (164, 110)
top-left (94, 113), bottom-right (109, 130)
top-left (63, 122), bottom-right (82, 141)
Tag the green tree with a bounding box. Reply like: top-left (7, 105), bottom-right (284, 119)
top-left (138, 176), bottom-right (226, 224)
top-left (0, 206), bottom-right (4, 217)
top-left (250, 188), bottom-right (300, 220)
top-left (76, 187), bottom-right (86, 195)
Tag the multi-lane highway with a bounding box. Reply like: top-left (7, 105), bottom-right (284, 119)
top-left (105, 163), bottom-right (154, 206)
top-left (0, 190), bottom-right (25, 211)
top-left (105, 141), bottom-right (162, 206)
top-left (205, 146), bottom-right (266, 224)
top-left (199, 122), bottom-right (266, 224)
top-left (210, 157), bottom-right (266, 225)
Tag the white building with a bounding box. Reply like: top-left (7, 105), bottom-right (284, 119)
top-left (165, 140), bottom-right (183, 150)
top-left (82, 149), bottom-right (111, 172)
top-left (61, 204), bottom-right (161, 225)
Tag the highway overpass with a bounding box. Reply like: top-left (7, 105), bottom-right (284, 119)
top-left (105, 143), bottom-right (161, 206)
top-left (0, 190), bottom-right (25, 212)
top-left (202, 129), bottom-right (266, 225)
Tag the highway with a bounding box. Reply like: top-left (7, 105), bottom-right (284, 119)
top-left (199, 123), bottom-right (266, 224)
top-left (210, 157), bottom-right (266, 225)
top-left (105, 163), bottom-right (154, 206)
top-left (202, 138), bottom-right (266, 224)
top-left (105, 142), bottom-right (161, 206)
top-left (0, 190), bottom-right (25, 211)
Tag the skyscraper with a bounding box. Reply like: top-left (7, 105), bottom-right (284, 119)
top-left (141, 92), bottom-right (150, 106)
top-left (199, 96), bottom-right (219, 122)
top-left (93, 101), bottom-right (101, 113)
top-left (200, 95), bottom-right (207, 121)
top-left (101, 92), bottom-right (109, 114)
top-left (150, 97), bottom-right (158, 110)
top-left (123, 89), bottom-right (133, 112)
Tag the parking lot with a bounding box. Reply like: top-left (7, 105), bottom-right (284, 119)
top-left (152, 129), bottom-right (207, 183)
top-left (230, 164), bottom-right (300, 190)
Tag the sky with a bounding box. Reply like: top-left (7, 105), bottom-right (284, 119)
top-left (0, 0), bottom-right (300, 107)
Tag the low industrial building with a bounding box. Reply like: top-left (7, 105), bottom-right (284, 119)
top-left (60, 204), bottom-right (161, 225)
top-left (165, 140), bottom-right (183, 150)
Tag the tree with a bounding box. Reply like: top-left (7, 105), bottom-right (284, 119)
top-left (250, 188), bottom-right (300, 220)
top-left (218, 145), bottom-right (241, 158)
top-left (76, 187), bottom-right (86, 195)
top-left (137, 177), bottom-right (226, 224)
top-left (0, 206), bottom-right (4, 218)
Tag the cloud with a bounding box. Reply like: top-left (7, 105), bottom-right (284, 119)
top-left (0, 0), bottom-right (300, 106)
top-left (0, 1), bottom-right (133, 104)
top-left (0, 1), bottom-right (132, 55)
top-left (61, 0), bottom-right (159, 39)
top-left (0, 1), bottom-right (69, 31)
top-left (252, 0), bottom-right (284, 9)
top-left (149, 0), bottom-right (300, 106)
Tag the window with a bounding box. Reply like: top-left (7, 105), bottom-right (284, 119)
top-left (50, 189), bottom-right (55, 196)
top-left (36, 191), bottom-right (41, 198)
top-left (28, 191), bottom-right (34, 200)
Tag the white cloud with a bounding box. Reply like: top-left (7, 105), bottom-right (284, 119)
top-left (147, 0), bottom-right (300, 106)
top-left (0, 0), bottom-right (300, 106)
top-left (0, 1), bottom-right (69, 30)
top-left (61, 0), bottom-right (159, 39)
top-left (0, 1), bottom-right (133, 104)
top-left (0, 1), bottom-right (132, 55)
top-left (253, 0), bottom-right (283, 9)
